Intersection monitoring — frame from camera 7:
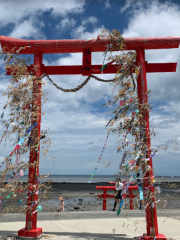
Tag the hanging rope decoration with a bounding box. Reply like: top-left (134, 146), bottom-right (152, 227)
top-left (43, 74), bottom-right (117, 92)
top-left (88, 129), bottom-right (111, 183)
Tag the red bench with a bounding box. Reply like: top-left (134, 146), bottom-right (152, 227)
top-left (96, 182), bottom-right (138, 210)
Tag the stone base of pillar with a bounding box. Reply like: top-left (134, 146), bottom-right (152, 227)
top-left (18, 228), bottom-right (42, 238)
top-left (142, 233), bottom-right (166, 240)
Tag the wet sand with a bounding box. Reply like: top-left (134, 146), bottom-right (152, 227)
top-left (40, 182), bottom-right (180, 212)
top-left (0, 182), bottom-right (180, 213)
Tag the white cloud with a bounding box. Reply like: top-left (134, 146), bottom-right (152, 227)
top-left (121, 1), bottom-right (180, 103)
top-left (8, 18), bottom-right (45, 39)
top-left (0, 0), bottom-right (85, 27)
top-left (104, 0), bottom-right (111, 9)
top-left (71, 26), bottom-right (103, 39)
top-left (81, 16), bottom-right (98, 26)
top-left (98, 0), bottom-right (111, 9)
top-left (122, 1), bottom-right (180, 38)
top-left (59, 18), bottom-right (76, 30)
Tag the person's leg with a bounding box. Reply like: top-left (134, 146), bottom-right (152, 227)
top-left (112, 199), bottom-right (117, 211)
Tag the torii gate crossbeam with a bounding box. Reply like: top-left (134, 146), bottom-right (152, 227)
top-left (0, 35), bottom-right (180, 240)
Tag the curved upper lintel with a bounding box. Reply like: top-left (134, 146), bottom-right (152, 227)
top-left (0, 35), bottom-right (180, 54)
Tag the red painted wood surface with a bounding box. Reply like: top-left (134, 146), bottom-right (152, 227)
top-left (136, 47), bottom-right (165, 239)
top-left (96, 186), bottom-right (138, 190)
top-left (96, 185), bottom-right (138, 210)
top-left (5, 62), bottom-right (177, 77)
top-left (1, 35), bottom-right (180, 54)
top-left (18, 51), bottom-right (42, 237)
top-left (82, 48), bottom-right (91, 76)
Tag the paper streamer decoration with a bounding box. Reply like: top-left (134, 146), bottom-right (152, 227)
top-left (155, 186), bottom-right (161, 194)
top-left (106, 102), bottom-right (134, 127)
top-left (31, 205), bottom-right (42, 215)
top-left (16, 46), bottom-right (31, 54)
top-left (19, 170), bottom-right (24, 177)
top-left (122, 176), bottom-right (133, 195)
top-left (31, 200), bottom-right (37, 207)
top-left (23, 103), bottom-right (29, 110)
top-left (117, 199), bottom-right (124, 216)
top-left (0, 71), bottom-right (6, 78)
top-left (119, 151), bottom-right (127, 169)
top-left (0, 124), bottom-right (9, 144)
top-left (100, 60), bottom-right (115, 71)
top-left (124, 137), bottom-right (134, 148)
top-left (101, 45), bottom-right (112, 74)
top-left (26, 122), bottom-right (37, 135)
top-left (1, 122), bottom-right (37, 167)
top-left (138, 184), bottom-right (144, 209)
top-left (11, 122), bottom-right (16, 127)
top-left (163, 200), bottom-right (167, 208)
top-left (7, 192), bottom-right (12, 198)
top-left (140, 200), bottom-right (143, 210)
top-left (88, 130), bottom-right (110, 183)
top-left (119, 100), bottom-right (124, 106)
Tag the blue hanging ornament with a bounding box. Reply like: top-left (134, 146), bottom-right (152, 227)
top-left (135, 109), bottom-right (139, 115)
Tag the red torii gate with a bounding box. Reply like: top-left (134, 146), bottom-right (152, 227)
top-left (0, 35), bottom-right (180, 240)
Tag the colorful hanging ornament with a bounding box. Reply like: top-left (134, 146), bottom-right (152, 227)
top-left (117, 198), bottom-right (124, 216)
top-left (88, 130), bottom-right (110, 183)
top-left (0, 124), bottom-right (9, 145)
top-left (31, 205), bottom-right (42, 215)
top-left (119, 151), bottom-right (127, 170)
top-left (119, 100), bottom-right (124, 106)
top-left (100, 60), bottom-right (115, 71)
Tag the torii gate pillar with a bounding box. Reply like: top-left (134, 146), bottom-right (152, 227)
top-left (136, 47), bottom-right (165, 239)
top-left (18, 50), bottom-right (43, 237)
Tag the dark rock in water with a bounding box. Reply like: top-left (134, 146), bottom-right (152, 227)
top-left (74, 207), bottom-right (80, 210)
top-left (89, 193), bottom-right (95, 194)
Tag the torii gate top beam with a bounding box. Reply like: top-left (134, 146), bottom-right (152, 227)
top-left (0, 35), bottom-right (180, 54)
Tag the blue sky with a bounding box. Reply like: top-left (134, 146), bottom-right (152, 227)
top-left (0, 0), bottom-right (180, 176)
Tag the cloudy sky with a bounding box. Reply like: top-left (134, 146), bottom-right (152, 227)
top-left (0, 0), bottom-right (180, 177)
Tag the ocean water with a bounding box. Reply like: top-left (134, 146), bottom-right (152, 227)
top-left (3, 175), bottom-right (180, 183)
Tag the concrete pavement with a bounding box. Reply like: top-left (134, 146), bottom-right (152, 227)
top-left (0, 209), bottom-right (180, 222)
top-left (0, 211), bottom-right (179, 240)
